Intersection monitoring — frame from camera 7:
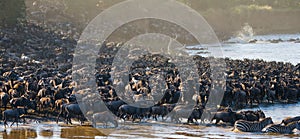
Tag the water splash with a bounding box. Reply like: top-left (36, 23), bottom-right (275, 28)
top-left (227, 23), bottom-right (255, 43)
top-left (237, 23), bottom-right (254, 42)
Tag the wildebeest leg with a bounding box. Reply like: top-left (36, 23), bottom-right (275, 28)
top-left (66, 114), bottom-right (70, 124)
top-left (132, 115), bottom-right (136, 123)
top-left (22, 116), bottom-right (26, 124)
top-left (162, 115), bottom-right (165, 121)
top-left (154, 115), bottom-right (157, 121)
top-left (4, 118), bottom-right (7, 128)
top-left (10, 117), bottom-right (16, 127)
top-left (215, 119), bottom-right (220, 124)
top-left (120, 113), bottom-right (126, 121)
top-left (194, 118), bottom-right (198, 124)
top-left (77, 115), bottom-right (81, 125)
top-left (16, 117), bottom-right (19, 127)
top-left (200, 118), bottom-right (205, 124)
top-left (68, 115), bottom-right (72, 125)
top-left (56, 114), bottom-right (60, 123)
top-left (56, 110), bottom-right (64, 124)
top-left (80, 115), bottom-right (84, 125)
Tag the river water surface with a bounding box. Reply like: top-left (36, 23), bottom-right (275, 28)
top-left (1, 102), bottom-right (300, 139)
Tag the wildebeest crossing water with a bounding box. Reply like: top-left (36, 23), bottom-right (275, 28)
top-left (1, 102), bottom-right (300, 138)
top-left (0, 22), bottom-right (299, 138)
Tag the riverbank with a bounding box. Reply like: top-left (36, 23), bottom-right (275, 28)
top-left (2, 0), bottom-right (299, 42)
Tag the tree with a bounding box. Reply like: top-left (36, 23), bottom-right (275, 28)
top-left (0, 0), bottom-right (26, 27)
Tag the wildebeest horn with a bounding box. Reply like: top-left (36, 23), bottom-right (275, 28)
top-left (257, 106), bottom-right (261, 110)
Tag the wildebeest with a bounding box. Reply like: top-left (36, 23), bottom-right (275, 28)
top-left (211, 109), bottom-right (237, 125)
top-left (118, 104), bottom-right (150, 122)
top-left (0, 92), bottom-right (9, 109)
top-left (187, 107), bottom-right (204, 124)
top-left (3, 108), bottom-right (26, 128)
top-left (106, 100), bottom-right (126, 115)
top-left (266, 89), bottom-right (276, 103)
top-left (92, 111), bottom-right (118, 128)
top-left (39, 96), bottom-right (54, 116)
top-left (150, 105), bottom-right (169, 121)
top-left (56, 103), bottom-right (85, 125)
top-left (232, 88), bottom-right (247, 108)
top-left (9, 96), bottom-right (31, 108)
top-left (286, 87), bottom-right (298, 103)
top-left (248, 86), bottom-right (261, 106)
top-left (54, 87), bottom-right (72, 100)
top-left (281, 116), bottom-right (300, 125)
top-left (54, 98), bottom-right (69, 112)
top-left (236, 110), bottom-right (265, 121)
top-left (8, 89), bottom-right (19, 98)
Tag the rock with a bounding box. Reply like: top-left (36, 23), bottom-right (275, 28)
top-left (248, 39), bottom-right (257, 43)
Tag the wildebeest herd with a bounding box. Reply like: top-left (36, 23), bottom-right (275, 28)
top-left (0, 22), bottom-right (299, 135)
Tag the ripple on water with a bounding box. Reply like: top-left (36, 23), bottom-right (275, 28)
top-left (1, 103), bottom-right (300, 138)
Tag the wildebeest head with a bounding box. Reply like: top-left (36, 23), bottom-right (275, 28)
top-left (296, 121), bottom-right (300, 130)
top-left (255, 110), bottom-right (265, 119)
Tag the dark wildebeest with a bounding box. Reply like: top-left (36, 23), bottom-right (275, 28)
top-left (150, 105), bottom-right (169, 121)
top-left (3, 108), bottom-right (26, 128)
top-left (169, 90), bottom-right (181, 104)
top-left (118, 104), bottom-right (150, 122)
top-left (187, 106), bottom-right (212, 124)
top-left (286, 87), bottom-right (298, 103)
top-left (222, 85), bottom-right (234, 106)
top-left (232, 88), bottom-right (247, 108)
top-left (187, 107), bottom-right (203, 124)
top-left (236, 110), bottom-right (265, 121)
top-left (281, 116), bottom-right (300, 125)
top-left (37, 87), bottom-right (54, 99)
top-left (92, 111), bottom-right (118, 128)
top-left (211, 110), bottom-right (237, 125)
top-left (160, 89), bottom-right (172, 104)
top-left (57, 103), bottom-right (85, 125)
top-left (266, 88), bottom-right (276, 103)
top-left (248, 86), bottom-right (261, 106)
top-left (9, 96), bottom-right (30, 108)
top-left (0, 92), bottom-right (9, 109)
top-left (54, 87), bottom-right (72, 100)
top-left (106, 100), bottom-right (126, 115)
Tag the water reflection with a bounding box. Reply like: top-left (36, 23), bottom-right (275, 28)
top-left (39, 129), bottom-right (53, 137)
top-left (2, 128), bottom-right (37, 139)
top-left (1, 102), bottom-right (300, 139)
top-left (0, 124), bottom-right (106, 139)
top-left (60, 126), bottom-right (105, 138)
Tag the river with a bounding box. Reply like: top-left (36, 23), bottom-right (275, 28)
top-left (1, 102), bottom-right (300, 139)
top-left (187, 34), bottom-right (300, 65)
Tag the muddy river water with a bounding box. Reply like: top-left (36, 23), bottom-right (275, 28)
top-left (1, 102), bottom-right (300, 139)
